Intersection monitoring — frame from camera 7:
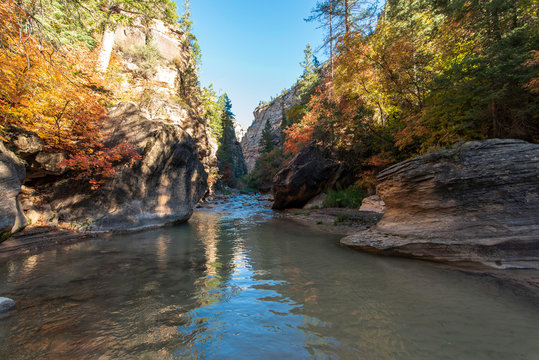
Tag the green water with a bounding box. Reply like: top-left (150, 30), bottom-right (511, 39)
top-left (0, 195), bottom-right (537, 359)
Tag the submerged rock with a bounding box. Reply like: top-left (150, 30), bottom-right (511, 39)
top-left (0, 297), bottom-right (15, 312)
top-left (0, 142), bottom-right (27, 239)
top-left (342, 139), bottom-right (539, 270)
top-left (41, 102), bottom-right (208, 232)
top-left (272, 146), bottom-right (340, 210)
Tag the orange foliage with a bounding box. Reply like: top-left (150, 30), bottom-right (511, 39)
top-left (283, 123), bottom-right (314, 155)
top-left (0, 0), bottom-right (139, 187)
top-left (524, 50), bottom-right (539, 94)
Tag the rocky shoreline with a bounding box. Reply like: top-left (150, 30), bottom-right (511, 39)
top-left (279, 208), bottom-right (383, 235)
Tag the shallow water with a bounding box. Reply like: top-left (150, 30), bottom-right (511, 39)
top-left (0, 195), bottom-right (538, 359)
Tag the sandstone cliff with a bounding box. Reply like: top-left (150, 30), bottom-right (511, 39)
top-left (241, 87), bottom-right (300, 173)
top-left (113, 19), bottom-right (218, 178)
top-left (0, 19), bottom-right (214, 237)
top-left (20, 103), bottom-right (207, 232)
top-left (341, 139), bottom-right (539, 270)
top-left (219, 118), bottom-right (247, 184)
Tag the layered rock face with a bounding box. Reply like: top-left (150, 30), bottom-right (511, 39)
top-left (0, 143), bottom-right (27, 239)
top-left (359, 195), bottom-right (386, 213)
top-left (273, 146), bottom-right (340, 209)
top-left (342, 139), bottom-right (539, 270)
top-left (32, 103), bottom-right (208, 232)
top-left (241, 87), bottom-right (300, 173)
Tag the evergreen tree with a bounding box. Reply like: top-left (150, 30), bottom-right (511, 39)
top-left (216, 94), bottom-right (240, 185)
top-left (179, 0), bottom-right (202, 66)
top-left (300, 44), bottom-right (316, 77)
top-left (259, 119), bottom-right (275, 154)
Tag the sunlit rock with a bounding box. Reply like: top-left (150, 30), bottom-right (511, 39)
top-left (359, 195), bottom-right (386, 213)
top-left (0, 142), bottom-right (27, 239)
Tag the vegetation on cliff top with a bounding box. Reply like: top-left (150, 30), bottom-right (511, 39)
top-left (0, 0), bottom-right (241, 189)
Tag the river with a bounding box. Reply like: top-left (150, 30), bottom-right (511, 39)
top-left (0, 195), bottom-right (537, 359)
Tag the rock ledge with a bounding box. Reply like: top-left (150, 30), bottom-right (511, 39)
top-left (342, 139), bottom-right (539, 270)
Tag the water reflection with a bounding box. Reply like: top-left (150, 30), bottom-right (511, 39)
top-left (0, 195), bottom-right (538, 359)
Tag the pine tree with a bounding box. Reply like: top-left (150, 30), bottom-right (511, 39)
top-left (259, 119), bottom-right (275, 154)
top-left (300, 44), bottom-right (316, 77)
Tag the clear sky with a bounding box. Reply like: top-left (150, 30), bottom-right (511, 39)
top-left (178, 0), bottom-right (326, 129)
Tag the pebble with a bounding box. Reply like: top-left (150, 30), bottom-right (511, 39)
top-left (0, 297), bottom-right (15, 312)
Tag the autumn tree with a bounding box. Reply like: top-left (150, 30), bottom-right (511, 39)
top-left (284, 0), bottom-right (538, 188)
top-left (0, 1), bottom-right (140, 188)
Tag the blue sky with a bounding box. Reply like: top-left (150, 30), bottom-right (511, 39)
top-left (178, 0), bottom-right (326, 128)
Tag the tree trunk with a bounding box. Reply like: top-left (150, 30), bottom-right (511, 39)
top-left (329, 1), bottom-right (334, 80)
top-left (97, 25), bottom-right (116, 72)
top-left (344, 0), bottom-right (350, 35)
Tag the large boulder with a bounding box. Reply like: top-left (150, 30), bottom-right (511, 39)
top-left (6, 127), bottom-right (66, 178)
top-left (341, 139), bottom-right (539, 270)
top-left (0, 142), bottom-right (27, 240)
top-left (272, 146), bottom-right (340, 209)
top-left (40, 102), bottom-right (208, 232)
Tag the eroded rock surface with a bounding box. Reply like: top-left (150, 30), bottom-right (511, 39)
top-left (39, 102), bottom-right (208, 232)
top-left (0, 142), bottom-right (27, 239)
top-left (113, 19), bottom-right (218, 180)
top-left (342, 139), bottom-right (539, 270)
top-left (273, 146), bottom-right (340, 209)
top-left (359, 195), bottom-right (386, 213)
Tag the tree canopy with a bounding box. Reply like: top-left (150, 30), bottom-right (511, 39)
top-left (282, 0), bottom-right (538, 186)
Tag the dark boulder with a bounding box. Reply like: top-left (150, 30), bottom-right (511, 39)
top-left (272, 146), bottom-right (340, 209)
top-left (341, 139), bottom-right (539, 270)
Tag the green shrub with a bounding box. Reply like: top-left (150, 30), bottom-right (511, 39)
top-left (323, 185), bottom-right (365, 209)
top-left (121, 44), bottom-right (164, 80)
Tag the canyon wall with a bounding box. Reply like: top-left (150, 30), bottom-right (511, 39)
top-left (0, 19), bottom-right (214, 236)
top-left (241, 87), bottom-right (300, 173)
top-left (113, 19), bottom-right (218, 177)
